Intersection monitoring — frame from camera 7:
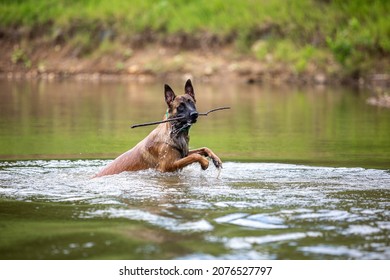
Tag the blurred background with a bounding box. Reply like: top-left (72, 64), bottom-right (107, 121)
top-left (1, 0), bottom-right (390, 261)
top-left (1, 0), bottom-right (389, 87)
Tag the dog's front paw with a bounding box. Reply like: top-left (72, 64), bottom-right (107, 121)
top-left (200, 159), bottom-right (209, 170)
top-left (212, 156), bottom-right (222, 169)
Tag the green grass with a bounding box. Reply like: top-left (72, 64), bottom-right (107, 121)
top-left (1, 0), bottom-right (389, 76)
top-left (253, 39), bottom-right (330, 74)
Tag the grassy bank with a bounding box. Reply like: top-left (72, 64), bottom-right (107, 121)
top-left (1, 0), bottom-right (389, 83)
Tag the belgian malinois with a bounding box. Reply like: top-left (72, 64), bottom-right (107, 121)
top-left (95, 79), bottom-right (222, 177)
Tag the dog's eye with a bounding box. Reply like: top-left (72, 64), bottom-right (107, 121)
top-left (177, 104), bottom-right (185, 112)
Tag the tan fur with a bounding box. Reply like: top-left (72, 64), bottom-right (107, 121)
top-left (95, 80), bottom-right (222, 177)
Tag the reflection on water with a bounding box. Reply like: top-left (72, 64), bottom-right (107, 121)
top-left (0, 80), bottom-right (389, 168)
top-left (0, 160), bottom-right (389, 259)
top-left (0, 80), bottom-right (389, 259)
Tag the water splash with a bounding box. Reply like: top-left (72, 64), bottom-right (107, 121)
top-left (0, 160), bottom-right (389, 259)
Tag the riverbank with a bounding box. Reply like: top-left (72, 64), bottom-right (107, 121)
top-left (1, 34), bottom-right (389, 87)
top-left (0, 38), bottom-right (336, 84)
top-left (1, 0), bottom-right (389, 89)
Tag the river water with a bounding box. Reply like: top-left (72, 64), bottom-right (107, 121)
top-left (0, 80), bottom-right (389, 259)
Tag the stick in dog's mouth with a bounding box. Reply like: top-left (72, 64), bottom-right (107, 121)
top-left (130, 106), bottom-right (230, 129)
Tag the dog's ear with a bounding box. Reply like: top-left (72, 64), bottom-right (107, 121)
top-left (164, 84), bottom-right (176, 107)
top-left (184, 79), bottom-right (196, 102)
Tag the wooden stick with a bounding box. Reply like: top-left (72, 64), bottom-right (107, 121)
top-left (130, 116), bottom-right (185, 129)
top-left (130, 106), bottom-right (230, 129)
top-left (198, 106), bottom-right (231, 116)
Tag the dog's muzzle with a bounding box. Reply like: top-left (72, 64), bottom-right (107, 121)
top-left (172, 111), bottom-right (198, 134)
top-left (190, 111), bottom-right (198, 123)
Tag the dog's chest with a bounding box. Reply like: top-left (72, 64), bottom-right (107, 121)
top-left (171, 134), bottom-right (189, 158)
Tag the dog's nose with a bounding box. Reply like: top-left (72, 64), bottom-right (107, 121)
top-left (190, 111), bottom-right (198, 121)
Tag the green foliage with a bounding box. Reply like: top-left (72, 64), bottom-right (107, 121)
top-left (11, 47), bottom-right (31, 68)
top-left (325, 0), bottom-right (390, 73)
top-left (253, 40), bottom-right (324, 73)
top-left (0, 0), bottom-right (389, 76)
top-left (93, 39), bottom-right (130, 59)
top-left (326, 17), bottom-right (374, 73)
top-left (68, 32), bottom-right (94, 57)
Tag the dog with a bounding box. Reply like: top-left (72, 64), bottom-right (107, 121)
top-left (95, 79), bottom-right (222, 177)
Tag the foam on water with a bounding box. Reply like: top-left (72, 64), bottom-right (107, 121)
top-left (0, 160), bottom-right (389, 259)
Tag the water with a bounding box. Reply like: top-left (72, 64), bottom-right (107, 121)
top-left (0, 160), bottom-right (389, 259)
top-left (0, 80), bottom-right (389, 259)
top-left (1, 80), bottom-right (389, 167)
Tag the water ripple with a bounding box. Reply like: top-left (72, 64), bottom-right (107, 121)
top-left (1, 160), bottom-right (389, 259)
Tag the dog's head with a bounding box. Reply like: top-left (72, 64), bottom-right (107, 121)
top-left (165, 79), bottom-right (198, 134)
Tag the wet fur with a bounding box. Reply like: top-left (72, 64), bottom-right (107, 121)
top-left (95, 80), bottom-right (222, 177)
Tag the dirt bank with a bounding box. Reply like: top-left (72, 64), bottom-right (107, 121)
top-left (1, 28), bottom-right (389, 89)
